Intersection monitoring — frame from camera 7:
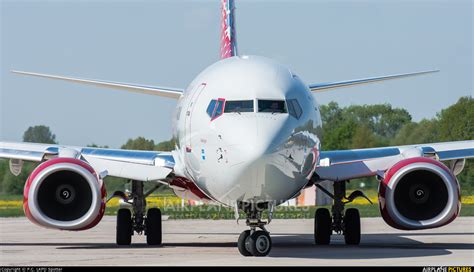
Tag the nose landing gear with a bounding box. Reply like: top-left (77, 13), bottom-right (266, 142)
top-left (314, 180), bottom-right (367, 246)
top-left (237, 202), bottom-right (273, 257)
top-left (238, 229), bottom-right (272, 257)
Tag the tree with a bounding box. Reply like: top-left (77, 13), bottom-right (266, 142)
top-left (1, 125), bottom-right (56, 194)
top-left (320, 102), bottom-right (357, 150)
top-left (1, 162), bottom-right (36, 194)
top-left (121, 137), bottom-right (176, 151)
top-left (121, 137), bottom-right (155, 151)
top-left (319, 102), bottom-right (411, 150)
top-left (436, 96), bottom-right (474, 193)
top-left (23, 125), bottom-right (57, 144)
top-left (391, 119), bottom-right (440, 146)
top-left (350, 124), bottom-right (381, 149)
top-left (320, 102), bottom-right (344, 127)
top-left (155, 138), bottom-right (176, 151)
top-left (437, 96), bottom-right (473, 141)
top-left (0, 160), bottom-right (7, 192)
top-left (345, 104), bottom-right (412, 138)
top-left (87, 143), bottom-right (109, 148)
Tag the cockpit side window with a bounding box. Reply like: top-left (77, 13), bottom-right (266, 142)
top-left (258, 100), bottom-right (287, 113)
top-left (287, 99), bottom-right (303, 119)
top-left (224, 100), bottom-right (254, 113)
top-left (214, 99), bottom-right (225, 119)
top-left (206, 99), bottom-right (217, 117)
top-left (206, 98), bottom-right (226, 121)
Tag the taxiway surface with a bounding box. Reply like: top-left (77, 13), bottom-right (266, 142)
top-left (1, 217), bottom-right (473, 266)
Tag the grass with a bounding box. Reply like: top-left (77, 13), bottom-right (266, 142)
top-left (1, 194), bottom-right (474, 219)
top-left (0, 194), bottom-right (23, 201)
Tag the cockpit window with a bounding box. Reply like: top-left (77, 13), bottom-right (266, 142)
top-left (206, 100), bottom-right (217, 117)
top-left (214, 99), bottom-right (225, 117)
top-left (258, 100), bottom-right (287, 113)
top-left (224, 100), bottom-right (254, 113)
top-left (207, 98), bottom-right (225, 120)
top-left (287, 99), bottom-right (303, 119)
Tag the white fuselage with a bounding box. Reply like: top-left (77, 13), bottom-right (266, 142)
top-left (172, 56), bottom-right (322, 206)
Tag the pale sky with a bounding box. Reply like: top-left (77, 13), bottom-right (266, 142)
top-left (1, 0), bottom-right (472, 148)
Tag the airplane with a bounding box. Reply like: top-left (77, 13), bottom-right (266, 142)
top-left (1, 0), bottom-right (473, 257)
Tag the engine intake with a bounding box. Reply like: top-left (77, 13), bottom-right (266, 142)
top-left (24, 158), bottom-right (106, 230)
top-left (379, 157), bottom-right (460, 230)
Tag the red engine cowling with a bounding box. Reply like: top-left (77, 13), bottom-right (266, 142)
top-left (23, 158), bottom-right (106, 230)
top-left (379, 157), bottom-right (460, 230)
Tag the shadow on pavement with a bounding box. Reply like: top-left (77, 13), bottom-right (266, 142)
top-left (268, 233), bottom-right (474, 258)
top-left (1, 232), bottom-right (472, 259)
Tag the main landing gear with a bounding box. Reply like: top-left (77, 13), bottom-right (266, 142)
top-left (314, 180), bottom-right (371, 245)
top-left (237, 202), bottom-right (273, 257)
top-left (109, 180), bottom-right (162, 246)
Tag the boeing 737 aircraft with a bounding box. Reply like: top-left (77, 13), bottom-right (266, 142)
top-left (1, 0), bottom-right (473, 257)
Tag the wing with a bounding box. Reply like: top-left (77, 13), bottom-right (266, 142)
top-left (12, 70), bottom-right (183, 99)
top-left (0, 141), bottom-right (175, 182)
top-left (309, 70), bottom-right (438, 93)
top-left (315, 140), bottom-right (474, 181)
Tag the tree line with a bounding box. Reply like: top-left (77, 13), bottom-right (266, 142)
top-left (0, 96), bottom-right (472, 194)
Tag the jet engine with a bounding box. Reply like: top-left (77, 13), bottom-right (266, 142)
top-left (23, 157), bottom-right (106, 230)
top-left (379, 157), bottom-right (460, 230)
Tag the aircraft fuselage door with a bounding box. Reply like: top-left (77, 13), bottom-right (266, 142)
top-left (184, 83), bottom-right (206, 150)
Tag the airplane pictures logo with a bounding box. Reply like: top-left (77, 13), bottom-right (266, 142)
top-left (423, 267), bottom-right (472, 272)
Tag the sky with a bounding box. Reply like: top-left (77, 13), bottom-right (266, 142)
top-left (1, 0), bottom-right (472, 148)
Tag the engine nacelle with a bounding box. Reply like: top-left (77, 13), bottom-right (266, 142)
top-left (23, 158), bottom-right (106, 230)
top-left (379, 157), bottom-right (460, 230)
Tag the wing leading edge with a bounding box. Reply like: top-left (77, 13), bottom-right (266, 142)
top-left (315, 140), bottom-right (474, 181)
top-left (309, 70), bottom-right (439, 93)
top-left (0, 141), bottom-right (175, 182)
top-left (12, 70), bottom-right (184, 99)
